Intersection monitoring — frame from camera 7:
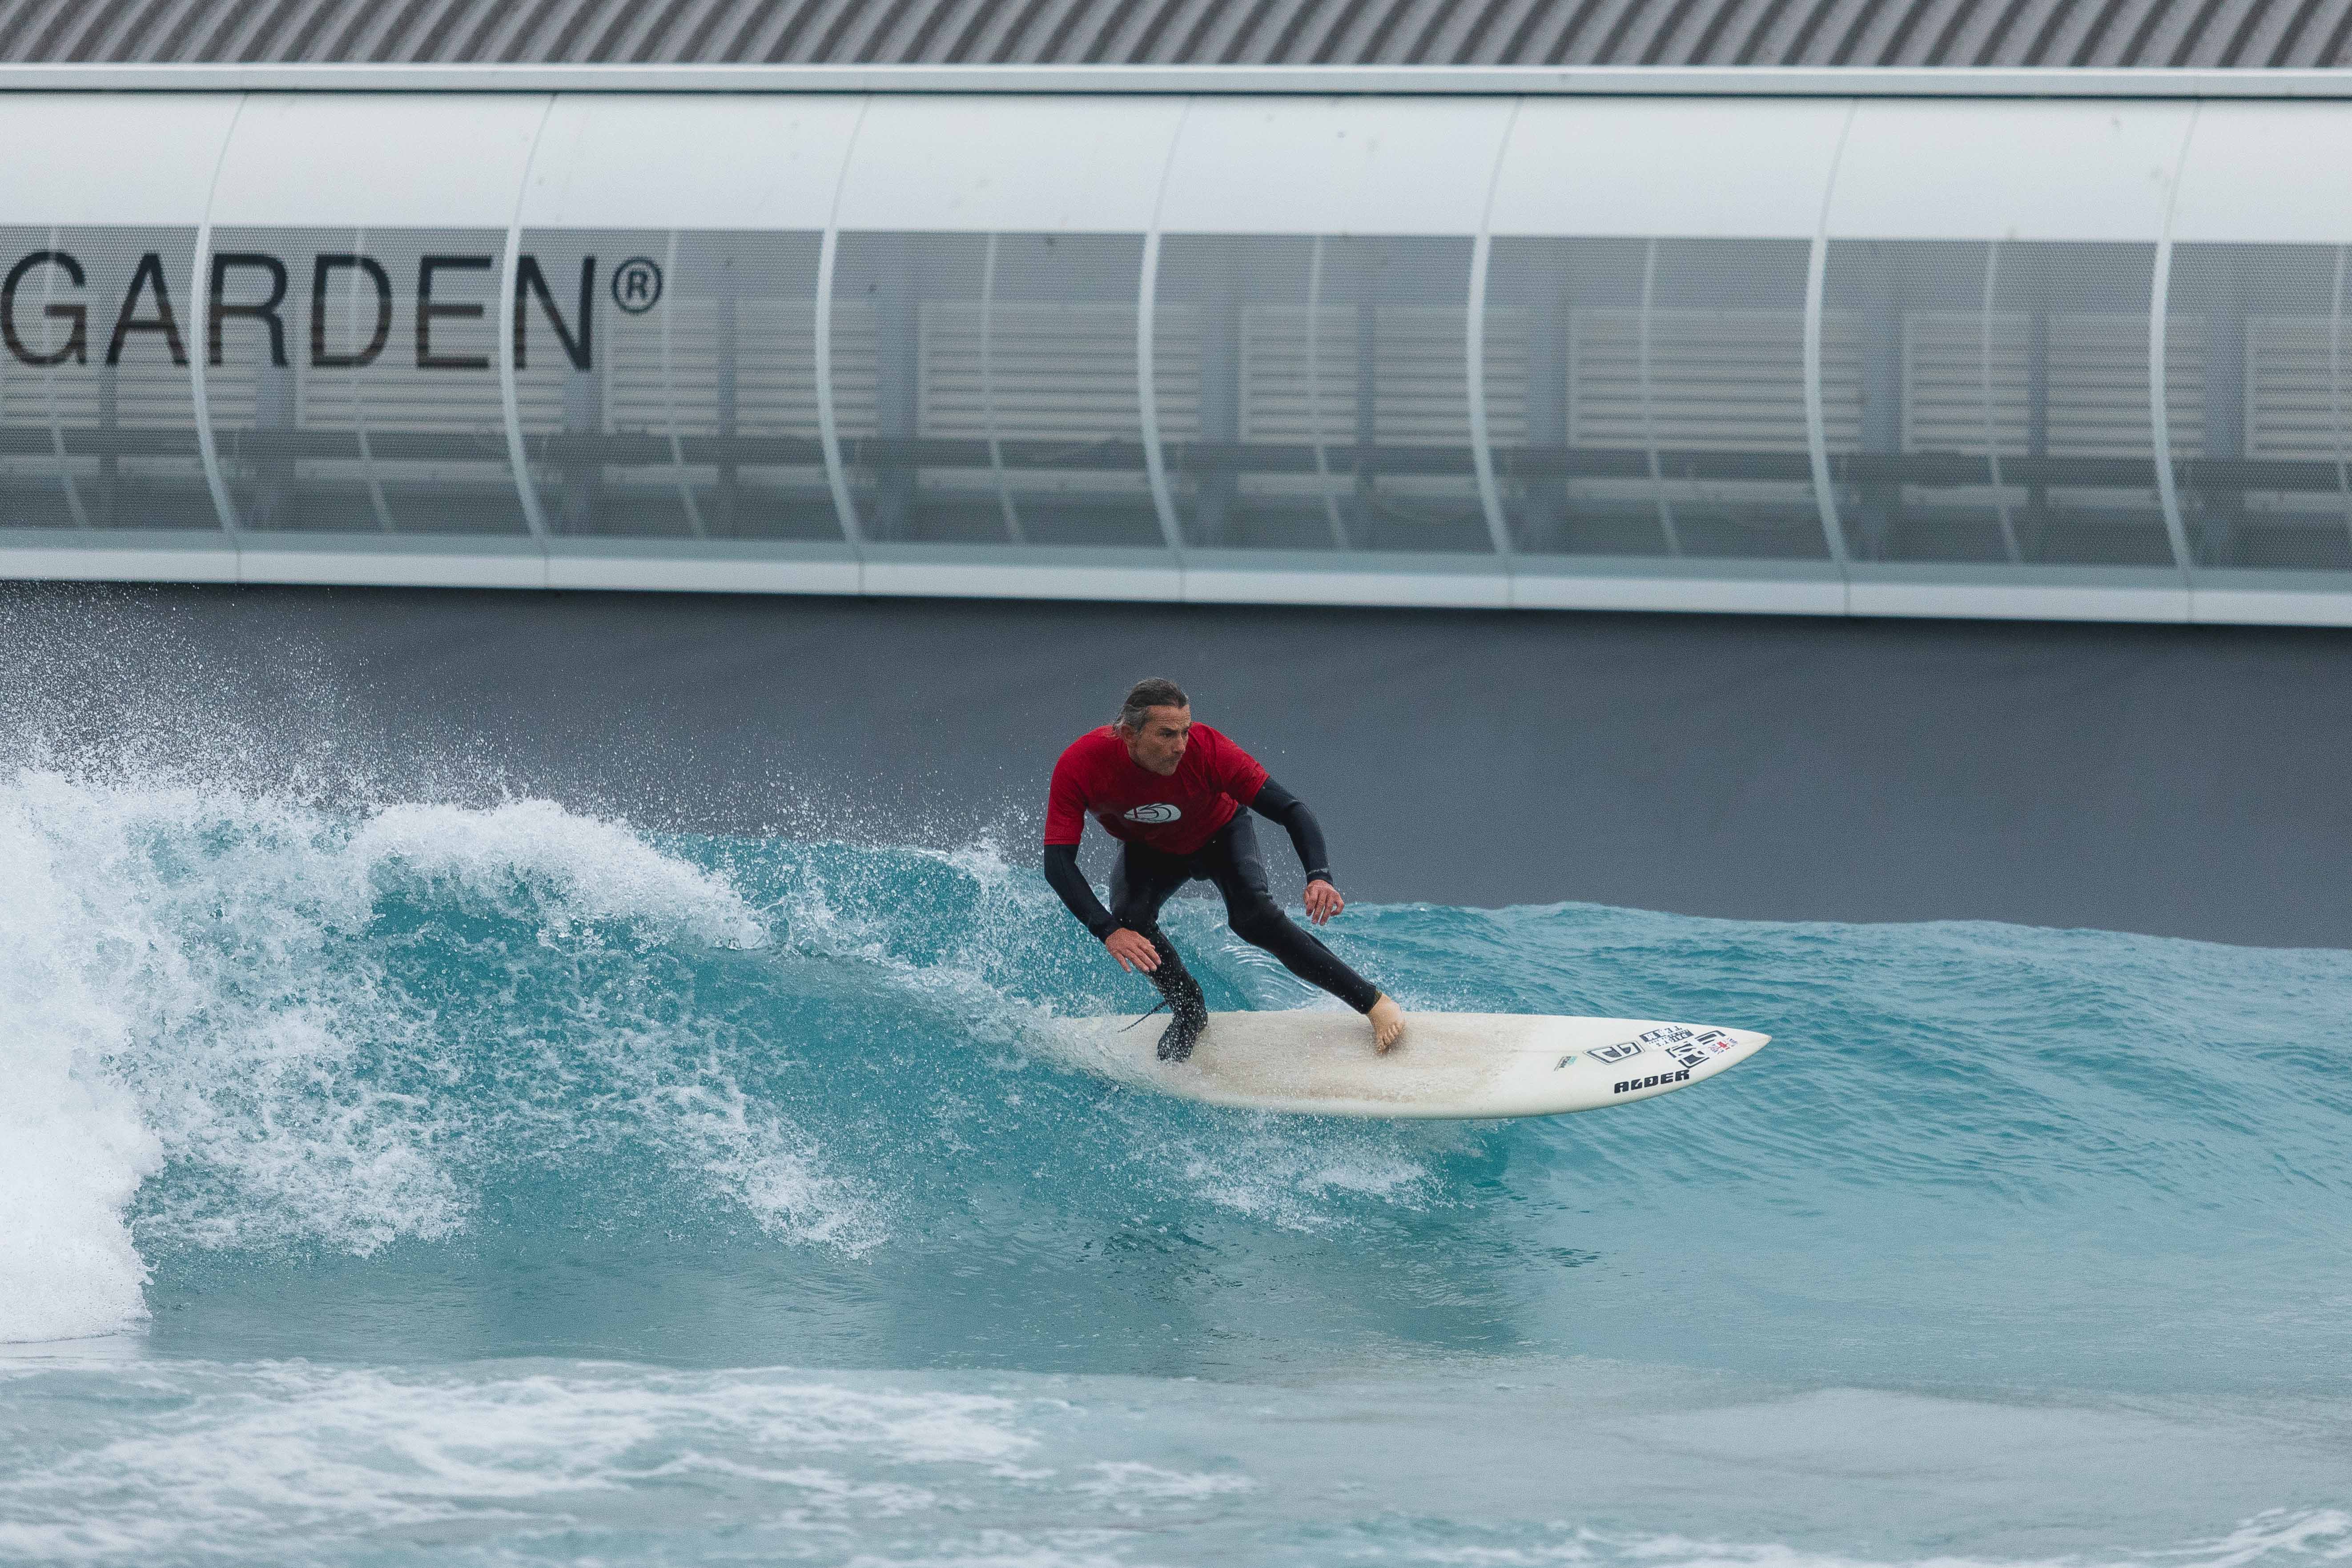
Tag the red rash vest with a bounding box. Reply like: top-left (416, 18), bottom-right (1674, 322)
top-left (1042, 724), bottom-right (1270, 857)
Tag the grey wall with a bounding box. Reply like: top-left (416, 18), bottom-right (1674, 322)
top-left (6, 582), bottom-right (2346, 949)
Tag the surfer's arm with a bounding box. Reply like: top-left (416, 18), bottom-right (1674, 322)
top-left (1042, 841), bottom-right (1119, 941)
top-left (1247, 777), bottom-right (1332, 884)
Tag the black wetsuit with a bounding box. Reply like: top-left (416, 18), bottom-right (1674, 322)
top-left (1042, 778), bottom-right (1381, 1059)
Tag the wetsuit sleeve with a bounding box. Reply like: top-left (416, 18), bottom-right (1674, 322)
top-left (1042, 843), bottom-right (1119, 941)
top-left (1248, 776), bottom-right (1333, 885)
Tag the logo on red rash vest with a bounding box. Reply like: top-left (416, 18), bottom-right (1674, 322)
top-left (1123, 804), bottom-right (1182, 824)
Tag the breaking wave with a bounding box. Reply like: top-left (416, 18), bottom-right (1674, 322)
top-left (1, 763), bottom-right (2348, 1402)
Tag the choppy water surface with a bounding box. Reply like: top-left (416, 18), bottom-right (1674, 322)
top-left (4, 763), bottom-right (2348, 1567)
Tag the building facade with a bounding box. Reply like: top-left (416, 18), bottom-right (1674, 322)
top-left (7, 65), bottom-right (2352, 622)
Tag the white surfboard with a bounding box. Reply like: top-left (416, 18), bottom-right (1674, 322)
top-left (1047, 1010), bottom-right (1769, 1120)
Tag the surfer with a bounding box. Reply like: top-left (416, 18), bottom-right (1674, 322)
top-left (1042, 677), bottom-right (1405, 1063)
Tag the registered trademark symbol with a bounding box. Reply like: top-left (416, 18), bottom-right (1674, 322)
top-left (611, 257), bottom-right (663, 314)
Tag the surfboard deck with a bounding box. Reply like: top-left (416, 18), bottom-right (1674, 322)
top-left (1047, 1010), bottom-right (1769, 1119)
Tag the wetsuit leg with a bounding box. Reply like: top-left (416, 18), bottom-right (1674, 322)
top-left (1200, 814), bottom-right (1382, 1014)
top-left (1108, 841), bottom-right (1210, 1062)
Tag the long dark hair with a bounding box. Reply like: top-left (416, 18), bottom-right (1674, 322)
top-left (1115, 677), bottom-right (1189, 731)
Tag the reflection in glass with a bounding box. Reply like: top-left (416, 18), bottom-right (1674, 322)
top-left (828, 232), bottom-right (1160, 549)
top-left (2171, 242), bottom-right (2352, 573)
top-left (1821, 240), bottom-right (2177, 568)
top-left (1485, 237), bottom-right (1826, 561)
top-left (1156, 235), bottom-right (1490, 554)
top-left (0, 225), bottom-right (217, 531)
top-left (519, 229), bottom-right (837, 542)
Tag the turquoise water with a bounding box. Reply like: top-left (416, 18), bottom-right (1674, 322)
top-left (4, 764), bottom-right (2350, 1566)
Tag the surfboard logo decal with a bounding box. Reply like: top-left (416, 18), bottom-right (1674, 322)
top-left (1589, 1041), bottom-right (1643, 1065)
top-left (1614, 1069), bottom-right (1692, 1094)
top-left (1123, 804), bottom-right (1182, 824)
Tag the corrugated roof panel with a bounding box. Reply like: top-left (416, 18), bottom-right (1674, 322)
top-left (2, 0), bottom-right (2349, 65)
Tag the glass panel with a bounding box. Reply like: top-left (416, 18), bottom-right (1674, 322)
top-left (829, 232), bottom-right (1160, 548)
top-left (1487, 237), bottom-right (1825, 561)
top-left (2170, 242), bottom-right (2352, 575)
top-left (1825, 239), bottom-right (2172, 568)
top-left (517, 229), bottom-right (838, 542)
top-left (1157, 234), bottom-right (1489, 553)
top-left (0, 225), bottom-right (212, 531)
top-left (201, 226), bottom-right (523, 535)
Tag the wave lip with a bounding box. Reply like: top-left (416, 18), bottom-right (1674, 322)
top-left (0, 773), bottom-right (865, 1343)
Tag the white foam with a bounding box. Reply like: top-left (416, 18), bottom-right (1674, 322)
top-left (1583, 1514), bottom-right (2352, 1568)
top-left (1075, 1460), bottom-right (1256, 1500)
top-left (350, 798), bottom-right (768, 949)
top-left (0, 770), bottom-right (880, 1341)
top-left (0, 1362), bottom-right (1039, 1561)
top-left (0, 772), bottom-right (166, 1342)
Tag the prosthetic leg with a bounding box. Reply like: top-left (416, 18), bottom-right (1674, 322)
top-left (1140, 925), bottom-right (1209, 1063)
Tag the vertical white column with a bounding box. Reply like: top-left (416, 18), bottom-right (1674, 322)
top-left (659, 226), bottom-right (707, 538)
top-left (979, 231), bottom-right (1022, 542)
top-left (40, 225), bottom-right (89, 530)
top-left (1980, 240), bottom-right (2021, 563)
top-left (816, 97), bottom-right (872, 549)
top-left (1639, 238), bottom-right (1681, 556)
top-left (1305, 237), bottom-right (1347, 547)
top-left (2330, 247), bottom-right (2352, 551)
top-left (1804, 102), bottom-right (1859, 574)
top-left (499, 95), bottom-right (557, 544)
top-left (2149, 106), bottom-right (2200, 581)
top-left (349, 226), bottom-right (396, 532)
top-left (1137, 100), bottom-right (1191, 559)
top-left (189, 94), bottom-right (249, 536)
top-left (1466, 100), bottom-right (1520, 563)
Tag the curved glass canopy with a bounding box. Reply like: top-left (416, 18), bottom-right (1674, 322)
top-left (5, 89), bottom-right (2352, 623)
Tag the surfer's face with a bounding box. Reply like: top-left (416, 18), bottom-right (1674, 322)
top-left (1122, 704), bottom-right (1192, 776)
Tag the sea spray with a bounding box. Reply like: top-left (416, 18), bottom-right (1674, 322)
top-left (3, 764), bottom-right (2350, 1399)
top-left (0, 771), bottom-right (893, 1339)
top-left (0, 771), bottom-right (168, 1341)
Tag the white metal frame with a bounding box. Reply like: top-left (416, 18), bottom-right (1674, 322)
top-left (815, 98), bottom-right (872, 547)
top-left (2147, 106), bottom-right (2201, 580)
top-left (499, 96), bottom-right (559, 541)
top-left (187, 96), bottom-right (247, 534)
top-left (1136, 99), bottom-right (1190, 556)
top-left (1802, 103), bottom-right (1859, 571)
top-left (1464, 100), bottom-right (1519, 561)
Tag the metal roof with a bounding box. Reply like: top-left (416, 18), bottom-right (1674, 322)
top-left (4, 0), bottom-right (2351, 70)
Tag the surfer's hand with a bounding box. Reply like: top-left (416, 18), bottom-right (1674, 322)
top-left (1104, 928), bottom-right (1161, 973)
top-left (1303, 879), bottom-right (1343, 925)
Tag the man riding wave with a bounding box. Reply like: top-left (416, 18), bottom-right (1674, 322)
top-left (1041, 677), bottom-right (1405, 1062)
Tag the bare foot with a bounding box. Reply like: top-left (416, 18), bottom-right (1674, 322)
top-left (1368, 995), bottom-right (1405, 1054)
